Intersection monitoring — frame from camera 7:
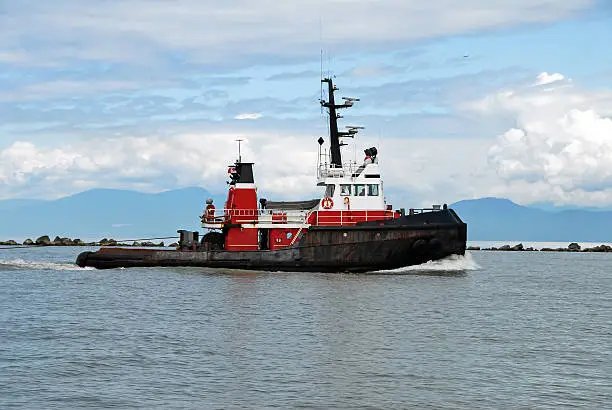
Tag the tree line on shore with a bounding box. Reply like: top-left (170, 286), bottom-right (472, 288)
top-left (0, 235), bottom-right (178, 247)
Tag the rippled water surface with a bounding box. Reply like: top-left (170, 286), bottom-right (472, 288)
top-left (1, 247), bottom-right (610, 409)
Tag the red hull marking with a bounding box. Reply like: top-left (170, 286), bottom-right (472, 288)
top-left (269, 228), bottom-right (299, 250)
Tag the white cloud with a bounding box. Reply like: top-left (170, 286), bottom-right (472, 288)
top-left (234, 113), bottom-right (262, 120)
top-left (0, 1), bottom-right (593, 68)
top-left (0, 50), bottom-right (30, 64)
top-left (0, 128), bottom-right (490, 208)
top-left (0, 80), bottom-right (148, 101)
top-left (0, 132), bottom-right (319, 200)
top-left (0, 2), bottom-right (607, 210)
top-left (471, 73), bottom-right (612, 206)
top-left (534, 72), bottom-right (565, 86)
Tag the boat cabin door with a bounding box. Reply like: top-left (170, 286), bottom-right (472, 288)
top-left (339, 184), bottom-right (351, 210)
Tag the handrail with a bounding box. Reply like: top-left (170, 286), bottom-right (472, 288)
top-left (209, 208), bottom-right (311, 217)
top-left (201, 206), bottom-right (447, 226)
top-left (408, 206), bottom-right (445, 215)
top-left (317, 160), bottom-right (361, 179)
top-left (202, 208), bottom-right (311, 224)
top-left (202, 208), bottom-right (398, 226)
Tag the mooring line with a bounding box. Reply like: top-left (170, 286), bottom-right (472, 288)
top-left (113, 236), bottom-right (180, 242)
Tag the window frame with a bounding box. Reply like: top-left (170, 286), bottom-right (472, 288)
top-left (354, 184), bottom-right (366, 196)
top-left (340, 184), bottom-right (352, 196)
top-left (367, 184), bottom-right (379, 196)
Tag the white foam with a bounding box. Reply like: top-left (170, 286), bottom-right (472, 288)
top-left (0, 258), bottom-right (94, 271)
top-left (373, 252), bottom-right (481, 274)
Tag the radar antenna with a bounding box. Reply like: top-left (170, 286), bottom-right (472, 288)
top-left (320, 78), bottom-right (362, 167)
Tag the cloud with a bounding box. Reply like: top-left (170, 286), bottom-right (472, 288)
top-left (0, 126), bottom-right (493, 208)
top-left (0, 50), bottom-right (30, 64)
top-left (0, 132), bottom-right (319, 200)
top-left (469, 72), bottom-right (612, 206)
top-left (0, 1), bottom-right (594, 69)
top-left (357, 68), bottom-right (528, 110)
top-left (534, 72), bottom-right (565, 86)
top-left (265, 70), bottom-right (320, 81)
top-left (1, 1), bottom-right (608, 211)
top-left (234, 113), bottom-right (262, 120)
top-left (0, 80), bottom-right (147, 101)
top-left (9, 68), bottom-right (605, 208)
top-left (342, 65), bottom-right (405, 78)
top-left (5, 67), bottom-right (612, 208)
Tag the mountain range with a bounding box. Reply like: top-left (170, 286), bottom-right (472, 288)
top-left (451, 197), bottom-right (612, 242)
top-left (1, 188), bottom-right (611, 242)
top-left (0, 187), bottom-right (224, 242)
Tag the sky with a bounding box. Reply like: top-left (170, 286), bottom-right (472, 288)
top-left (1, 0), bottom-right (612, 208)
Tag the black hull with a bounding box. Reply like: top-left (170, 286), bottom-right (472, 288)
top-left (76, 210), bottom-right (467, 273)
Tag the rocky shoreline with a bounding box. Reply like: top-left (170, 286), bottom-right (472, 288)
top-left (3, 237), bottom-right (611, 253)
top-left (467, 243), bottom-right (612, 252)
top-left (0, 235), bottom-right (178, 248)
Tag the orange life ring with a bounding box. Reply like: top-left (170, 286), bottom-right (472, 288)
top-left (321, 197), bottom-right (334, 209)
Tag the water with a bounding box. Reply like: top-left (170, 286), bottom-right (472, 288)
top-left (1, 247), bottom-right (610, 409)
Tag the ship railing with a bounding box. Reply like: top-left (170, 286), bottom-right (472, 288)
top-left (202, 208), bottom-right (311, 225)
top-left (258, 209), bottom-right (311, 225)
top-left (202, 206), bottom-right (446, 226)
top-left (317, 161), bottom-right (360, 179)
top-left (314, 209), bottom-right (396, 226)
top-left (407, 205), bottom-right (445, 215)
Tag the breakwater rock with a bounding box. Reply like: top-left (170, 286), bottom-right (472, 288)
top-left (0, 235), bottom-right (169, 247)
top-left (468, 243), bottom-right (612, 252)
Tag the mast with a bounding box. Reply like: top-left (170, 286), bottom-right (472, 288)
top-left (320, 78), bottom-right (360, 168)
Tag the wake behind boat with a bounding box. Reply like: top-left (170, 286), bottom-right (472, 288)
top-left (76, 77), bottom-right (466, 272)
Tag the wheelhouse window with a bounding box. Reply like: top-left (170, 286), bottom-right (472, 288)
top-left (367, 184), bottom-right (379, 196)
top-left (340, 184), bottom-right (351, 196)
top-left (325, 184), bottom-right (335, 197)
top-left (354, 184), bottom-right (366, 196)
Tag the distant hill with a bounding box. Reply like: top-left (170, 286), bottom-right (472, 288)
top-left (0, 187), bottom-right (224, 241)
top-left (528, 200), bottom-right (612, 212)
top-left (451, 197), bottom-right (612, 242)
top-left (1, 191), bottom-right (611, 242)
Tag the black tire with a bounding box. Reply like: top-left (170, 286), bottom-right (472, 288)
top-left (412, 239), bottom-right (427, 252)
top-left (201, 232), bottom-right (224, 250)
top-left (429, 238), bottom-right (442, 250)
top-left (76, 251), bottom-right (93, 267)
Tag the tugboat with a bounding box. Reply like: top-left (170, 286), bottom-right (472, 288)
top-left (76, 77), bottom-right (466, 272)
